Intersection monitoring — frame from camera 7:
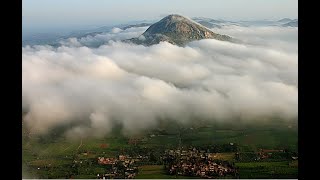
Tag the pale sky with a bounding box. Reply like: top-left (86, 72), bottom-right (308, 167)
top-left (23, 0), bottom-right (298, 32)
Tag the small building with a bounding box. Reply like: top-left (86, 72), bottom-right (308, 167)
top-left (119, 155), bottom-right (126, 161)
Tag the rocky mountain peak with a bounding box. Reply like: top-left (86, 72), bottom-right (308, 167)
top-left (126, 14), bottom-right (234, 46)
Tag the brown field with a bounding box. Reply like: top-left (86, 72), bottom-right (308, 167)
top-left (212, 153), bottom-right (235, 161)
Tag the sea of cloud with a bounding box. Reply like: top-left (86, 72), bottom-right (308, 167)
top-left (22, 24), bottom-right (298, 138)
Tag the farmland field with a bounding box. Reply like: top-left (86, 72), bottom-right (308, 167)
top-left (235, 161), bottom-right (298, 179)
top-left (135, 165), bottom-right (198, 179)
top-left (22, 120), bottom-right (298, 179)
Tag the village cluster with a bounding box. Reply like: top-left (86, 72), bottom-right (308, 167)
top-left (96, 154), bottom-right (149, 179)
top-left (162, 148), bottom-right (238, 178)
top-left (92, 145), bottom-right (297, 179)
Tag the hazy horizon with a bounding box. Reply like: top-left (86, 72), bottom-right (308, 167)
top-left (23, 0), bottom-right (298, 34)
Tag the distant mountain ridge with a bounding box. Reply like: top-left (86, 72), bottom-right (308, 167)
top-left (282, 19), bottom-right (298, 27)
top-left (277, 18), bottom-right (293, 23)
top-left (121, 23), bottom-right (153, 30)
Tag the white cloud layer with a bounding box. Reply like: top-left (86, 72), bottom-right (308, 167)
top-left (22, 25), bottom-right (298, 138)
top-left (60, 26), bottom-right (149, 47)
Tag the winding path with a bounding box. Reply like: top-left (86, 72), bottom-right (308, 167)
top-left (77, 138), bottom-right (83, 151)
